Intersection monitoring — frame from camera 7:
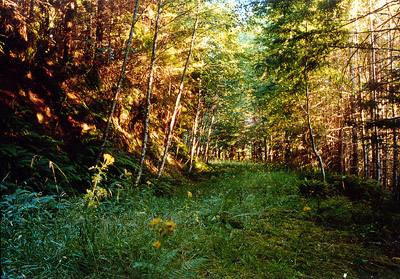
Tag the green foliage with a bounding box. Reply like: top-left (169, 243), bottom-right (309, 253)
top-left (315, 196), bottom-right (353, 227)
top-left (1, 162), bottom-right (399, 278)
top-left (299, 174), bottom-right (398, 241)
top-left (169, 258), bottom-right (206, 278)
top-left (0, 133), bottom-right (91, 195)
top-left (152, 180), bottom-right (174, 197)
top-left (84, 153), bottom-right (114, 206)
top-left (337, 175), bottom-right (387, 203)
top-left (171, 141), bottom-right (190, 162)
top-left (1, 189), bottom-right (60, 229)
top-left (299, 178), bottom-right (338, 198)
top-left (0, 129), bottom-right (144, 197)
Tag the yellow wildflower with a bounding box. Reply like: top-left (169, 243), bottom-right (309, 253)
top-left (146, 181), bottom-right (152, 185)
top-left (150, 218), bottom-right (163, 227)
top-left (187, 191), bottom-right (193, 198)
top-left (158, 221), bottom-right (176, 236)
top-left (153, 241), bottom-right (161, 248)
top-left (303, 205), bottom-right (312, 211)
top-left (164, 221), bottom-right (176, 227)
top-left (103, 153), bottom-right (115, 165)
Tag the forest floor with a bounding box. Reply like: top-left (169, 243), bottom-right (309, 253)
top-left (1, 161), bottom-right (400, 278)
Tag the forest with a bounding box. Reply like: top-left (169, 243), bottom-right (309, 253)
top-left (1, 0), bottom-right (400, 277)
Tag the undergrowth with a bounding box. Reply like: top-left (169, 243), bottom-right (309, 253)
top-left (1, 161), bottom-right (400, 278)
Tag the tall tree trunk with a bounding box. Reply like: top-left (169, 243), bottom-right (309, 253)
top-left (61, 1), bottom-right (76, 66)
top-left (189, 89), bottom-right (202, 172)
top-left (157, 0), bottom-right (200, 178)
top-left (305, 72), bottom-right (326, 181)
top-left (195, 118), bottom-right (206, 161)
top-left (349, 65), bottom-right (359, 175)
top-left (93, 0), bottom-right (105, 71)
top-left (353, 4), bottom-right (368, 179)
top-left (394, 116), bottom-right (399, 203)
top-left (28, 0), bottom-right (34, 21)
top-left (134, 0), bottom-right (162, 186)
top-left (385, 1), bottom-right (399, 201)
top-left (369, 0), bottom-right (381, 181)
top-left (204, 113), bottom-right (215, 163)
top-left (348, 27), bottom-right (359, 175)
top-left (96, 0), bottom-right (141, 166)
top-left (84, 1), bottom-right (95, 64)
top-left (338, 127), bottom-right (344, 174)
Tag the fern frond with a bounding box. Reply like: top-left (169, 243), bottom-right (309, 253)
top-left (169, 258), bottom-right (206, 279)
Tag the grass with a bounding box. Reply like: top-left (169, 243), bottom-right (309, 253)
top-left (1, 161), bottom-right (399, 278)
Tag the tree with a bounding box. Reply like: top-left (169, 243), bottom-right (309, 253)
top-left (157, 0), bottom-right (200, 178)
top-left (96, 0), bottom-right (141, 167)
top-left (135, 0), bottom-right (163, 186)
top-left (251, 0), bottom-right (346, 179)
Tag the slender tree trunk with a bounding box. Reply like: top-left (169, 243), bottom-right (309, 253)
top-left (350, 78), bottom-right (359, 174)
top-left (157, 0), bottom-right (200, 178)
top-left (28, 0), bottom-right (34, 21)
top-left (388, 6), bottom-right (399, 202)
top-left (134, 0), bottom-right (162, 186)
top-left (195, 118), bottom-right (206, 161)
top-left (93, 0), bottom-right (105, 71)
top-left (394, 118), bottom-right (399, 202)
top-left (189, 89), bottom-right (202, 172)
top-left (61, 1), bottom-right (76, 66)
top-left (305, 72), bottom-right (326, 181)
top-left (338, 127), bottom-right (344, 174)
top-left (84, 1), bottom-right (95, 63)
top-left (369, 0), bottom-right (381, 181)
top-left (351, 122), bottom-right (359, 175)
top-left (96, 0), bottom-right (141, 166)
top-left (204, 113), bottom-right (215, 163)
top-left (353, 4), bottom-right (369, 179)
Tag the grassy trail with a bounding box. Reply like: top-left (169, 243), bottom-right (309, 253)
top-left (1, 162), bottom-right (399, 278)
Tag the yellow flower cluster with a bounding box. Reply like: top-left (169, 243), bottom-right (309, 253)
top-left (103, 153), bottom-right (115, 166)
top-left (153, 241), bottom-right (162, 248)
top-left (149, 217), bottom-right (163, 227)
top-left (150, 218), bottom-right (177, 249)
top-left (187, 191), bottom-right (193, 198)
top-left (150, 218), bottom-right (177, 239)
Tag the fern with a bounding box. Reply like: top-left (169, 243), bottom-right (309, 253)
top-left (169, 258), bottom-right (206, 279)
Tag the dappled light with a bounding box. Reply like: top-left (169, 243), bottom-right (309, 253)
top-left (1, 0), bottom-right (399, 277)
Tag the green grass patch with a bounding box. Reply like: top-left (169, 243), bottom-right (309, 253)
top-left (1, 162), bottom-right (399, 278)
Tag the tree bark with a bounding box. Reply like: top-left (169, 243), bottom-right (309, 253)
top-left (189, 88), bottom-right (202, 172)
top-left (134, 0), bottom-right (162, 186)
top-left (387, 1), bottom-right (399, 201)
top-left (93, 0), bottom-right (105, 71)
top-left (61, 1), bottom-right (76, 66)
top-left (305, 72), bottom-right (326, 181)
top-left (195, 118), bottom-right (206, 161)
top-left (96, 0), bottom-right (141, 166)
top-left (204, 113), bottom-right (215, 163)
top-left (157, 0), bottom-right (200, 178)
top-left (369, 0), bottom-right (381, 182)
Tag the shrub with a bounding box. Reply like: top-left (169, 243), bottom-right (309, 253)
top-left (336, 175), bottom-right (386, 203)
top-left (298, 179), bottom-right (338, 198)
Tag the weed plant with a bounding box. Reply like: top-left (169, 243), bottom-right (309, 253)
top-left (1, 161), bottom-right (399, 278)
